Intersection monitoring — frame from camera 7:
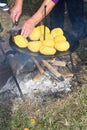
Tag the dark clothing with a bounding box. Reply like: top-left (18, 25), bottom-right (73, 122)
top-left (52, 0), bottom-right (59, 4)
top-left (50, 0), bottom-right (65, 29)
top-left (50, 0), bottom-right (85, 35)
top-left (50, 0), bottom-right (86, 51)
top-left (0, 0), bottom-right (7, 3)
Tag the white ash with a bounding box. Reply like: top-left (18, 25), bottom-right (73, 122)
top-left (0, 70), bottom-right (72, 101)
top-left (0, 77), bottom-right (19, 96)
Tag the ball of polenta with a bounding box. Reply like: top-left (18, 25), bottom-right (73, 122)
top-left (55, 41), bottom-right (70, 52)
top-left (27, 41), bottom-right (42, 52)
top-left (29, 27), bottom-right (41, 41)
top-left (40, 33), bottom-right (53, 41)
top-left (37, 25), bottom-right (50, 35)
top-left (42, 40), bottom-right (55, 47)
top-left (14, 35), bottom-right (28, 48)
top-left (51, 28), bottom-right (64, 38)
top-left (40, 46), bottom-right (56, 55)
top-left (54, 35), bottom-right (66, 43)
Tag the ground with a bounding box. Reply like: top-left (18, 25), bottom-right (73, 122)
top-left (0, 1), bottom-right (87, 130)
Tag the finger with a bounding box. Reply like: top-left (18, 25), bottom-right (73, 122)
top-left (10, 12), bottom-right (17, 23)
top-left (21, 28), bottom-right (27, 38)
top-left (21, 31), bottom-right (28, 38)
top-left (15, 13), bottom-right (20, 22)
top-left (21, 29), bottom-right (29, 38)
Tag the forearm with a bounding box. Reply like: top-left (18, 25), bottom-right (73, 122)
top-left (20, 0), bottom-right (59, 37)
top-left (10, 0), bottom-right (24, 22)
top-left (14, 0), bottom-right (24, 7)
top-left (30, 0), bottom-right (57, 26)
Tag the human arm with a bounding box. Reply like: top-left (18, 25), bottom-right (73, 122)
top-left (21, 0), bottom-right (59, 37)
top-left (10, 0), bottom-right (24, 23)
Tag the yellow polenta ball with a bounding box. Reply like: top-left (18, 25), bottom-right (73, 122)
top-left (54, 35), bottom-right (66, 43)
top-left (42, 40), bottom-right (55, 47)
top-left (40, 33), bottom-right (53, 41)
top-left (51, 28), bottom-right (64, 38)
top-left (14, 35), bottom-right (28, 48)
top-left (40, 46), bottom-right (56, 55)
top-left (37, 25), bottom-right (50, 35)
top-left (55, 41), bottom-right (70, 52)
top-left (27, 41), bottom-right (42, 52)
top-left (29, 27), bottom-right (41, 40)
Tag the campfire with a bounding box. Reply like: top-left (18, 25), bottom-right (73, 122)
top-left (0, 26), bottom-right (80, 102)
top-left (0, 36), bottom-right (76, 101)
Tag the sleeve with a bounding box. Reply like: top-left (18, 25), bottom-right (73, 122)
top-left (51, 0), bottom-right (59, 4)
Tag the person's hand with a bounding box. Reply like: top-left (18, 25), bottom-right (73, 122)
top-left (10, 5), bottom-right (22, 23)
top-left (21, 18), bottom-right (35, 38)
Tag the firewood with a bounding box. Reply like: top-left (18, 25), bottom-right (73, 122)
top-left (47, 58), bottom-right (56, 63)
top-left (47, 58), bottom-right (66, 66)
top-left (42, 60), bottom-right (64, 80)
top-left (63, 73), bottom-right (74, 78)
top-left (31, 57), bottom-right (44, 74)
top-left (33, 71), bottom-right (42, 81)
top-left (52, 60), bottom-right (66, 67)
